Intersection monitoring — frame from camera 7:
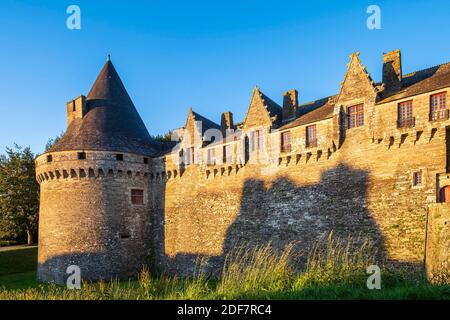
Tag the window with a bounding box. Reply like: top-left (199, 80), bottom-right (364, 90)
top-left (281, 131), bottom-right (291, 153)
top-left (398, 101), bottom-right (414, 128)
top-left (47, 155), bottom-right (53, 163)
top-left (223, 145), bottom-right (232, 164)
top-left (143, 157), bottom-right (149, 164)
top-left (119, 232), bottom-right (130, 239)
top-left (207, 148), bottom-right (216, 165)
top-left (430, 92), bottom-right (448, 121)
top-left (131, 189), bottom-right (144, 205)
top-left (190, 147), bottom-right (195, 164)
top-left (116, 154), bottom-right (124, 161)
top-left (413, 171), bottom-right (422, 187)
top-left (306, 125), bottom-right (317, 148)
top-left (77, 152), bottom-right (86, 160)
top-left (250, 130), bottom-right (263, 152)
top-left (348, 104), bottom-right (364, 128)
top-left (183, 147), bottom-right (196, 164)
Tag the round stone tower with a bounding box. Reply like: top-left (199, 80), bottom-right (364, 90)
top-left (35, 58), bottom-right (162, 284)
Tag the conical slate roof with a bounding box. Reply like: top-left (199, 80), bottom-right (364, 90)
top-left (49, 59), bottom-right (163, 156)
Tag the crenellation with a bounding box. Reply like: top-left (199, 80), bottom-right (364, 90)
top-left (36, 53), bottom-right (450, 284)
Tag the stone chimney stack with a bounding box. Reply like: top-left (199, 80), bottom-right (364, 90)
top-left (282, 89), bottom-right (299, 122)
top-left (66, 95), bottom-right (87, 127)
top-left (221, 112), bottom-right (234, 137)
top-left (383, 50), bottom-right (402, 93)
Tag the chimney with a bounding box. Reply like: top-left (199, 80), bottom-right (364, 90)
top-left (282, 89), bottom-right (298, 122)
top-left (66, 95), bottom-right (87, 127)
top-left (220, 112), bottom-right (234, 137)
top-left (383, 50), bottom-right (402, 93)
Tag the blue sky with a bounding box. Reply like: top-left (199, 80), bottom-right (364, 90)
top-left (1, 0), bottom-right (450, 153)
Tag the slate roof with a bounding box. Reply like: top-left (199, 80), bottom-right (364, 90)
top-left (378, 62), bottom-right (450, 104)
top-left (279, 100), bottom-right (335, 130)
top-left (49, 59), bottom-right (165, 156)
top-left (259, 91), bottom-right (283, 121)
top-left (191, 110), bottom-right (220, 134)
top-left (279, 61), bottom-right (450, 130)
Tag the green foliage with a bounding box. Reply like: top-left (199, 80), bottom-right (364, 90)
top-left (0, 145), bottom-right (39, 244)
top-left (44, 133), bottom-right (63, 152)
top-left (151, 131), bottom-right (175, 142)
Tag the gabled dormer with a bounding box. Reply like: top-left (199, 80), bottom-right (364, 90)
top-left (182, 107), bottom-right (220, 147)
top-left (333, 53), bottom-right (379, 147)
top-left (335, 52), bottom-right (378, 106)
top-left (243, 86), bottom-right (282, 129)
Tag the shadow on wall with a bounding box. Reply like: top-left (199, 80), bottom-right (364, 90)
top-left (158, 163), bottom-right (422, 277)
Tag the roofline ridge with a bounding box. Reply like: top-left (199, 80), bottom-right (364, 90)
top-left (403, 61), bottom-right (450, 78)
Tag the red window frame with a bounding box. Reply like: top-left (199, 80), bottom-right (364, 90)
top-left (398, 100), bottom-right (414, 128)
top-left (430, 92), bottom-right (448, 121)
top-left (306, 125), bottom-right (317, 148)
top-left (348, 104), bottom-right (364, 128)
top-left (281, 131), bottom-right (291, 153)
top-left (131, 189), bottom-right (144, 205)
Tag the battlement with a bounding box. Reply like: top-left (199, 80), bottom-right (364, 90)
top-left (35, 150), bottom-right (151, 184)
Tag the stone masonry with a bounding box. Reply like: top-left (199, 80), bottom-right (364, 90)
top-left (36, 50), bottom-right (450, 284)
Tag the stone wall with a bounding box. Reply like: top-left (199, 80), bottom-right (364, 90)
top-left (151, 119), bottom-right (447, 275)
top-left (426, 204), bottom-right (450, 279)
top-left (36, 150), bottom-right (152, 284)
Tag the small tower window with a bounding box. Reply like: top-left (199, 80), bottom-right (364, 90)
top-left (116, 154), bottom-right (124, 161)
top-left (143, 157), bottom-right (149, 164)
top-left (131, 189), bottom-right (144, 205)
top-left (78, 152), bottom-right (86, 160)
top-left (47, 155), bottom-right (53, 163)
top-left (413, 171), bottom-right (422, 187)
top-left (119, 232), bottom-right (130, 239)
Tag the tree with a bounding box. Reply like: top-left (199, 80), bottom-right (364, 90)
top-left (151, 131), bottom-right (174, 142)
top-left (0, 145), bottom-right (39, 245)
top-left (45, 132), bottom-right (63, 152)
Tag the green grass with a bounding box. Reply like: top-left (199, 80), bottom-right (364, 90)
top-left (0, 246), bottom-right (38, 290)
top-left (0, 236), bottom-right (449, 300)
top-left (0, 246), bottom-right (38, 276)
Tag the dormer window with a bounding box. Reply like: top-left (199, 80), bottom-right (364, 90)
top-left (306, 125), bottom-right (317, 148)
top-left (77, 152), bottom-right (86, 160)
top-left (116, 154), bottom-right (124, 161)
top-left (143, 157), bottom-right (149, 164)
top-left (281, 131), bottom-right (292, 153)
top-left (348, 104), bottom-right (364, 128)
top-left (398, 100), bottom-right (414, 128)
top-left (430, 92), bottom-right (448, 121)
top-left (207, 148), bottom-right (216, 165)
top-left (250, 130), bottom-right (263, 151)
top-left (47, 155), bottom-right (53, 163)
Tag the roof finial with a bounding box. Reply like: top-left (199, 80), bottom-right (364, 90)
top-left (107, 54), bottom-right (111, 61)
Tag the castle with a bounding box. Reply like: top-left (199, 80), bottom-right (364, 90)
top-left (35, 50), bottom-right (449, 284)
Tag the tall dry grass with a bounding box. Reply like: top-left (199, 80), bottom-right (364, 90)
top-left (1, 233), bottom-right (446, 300)
top-left (293, 232), bottom-right (377, 289)
top-left (216, 242), bottom-right (294, 297)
